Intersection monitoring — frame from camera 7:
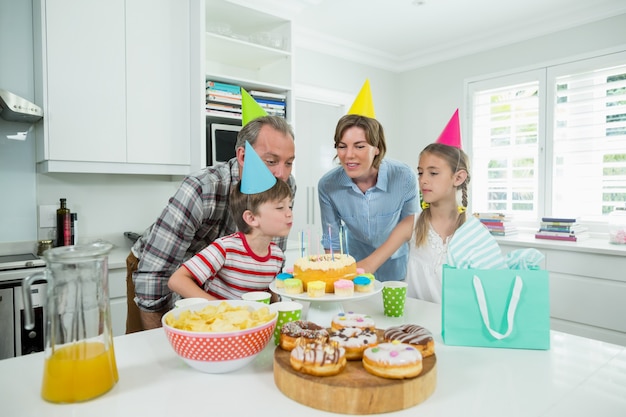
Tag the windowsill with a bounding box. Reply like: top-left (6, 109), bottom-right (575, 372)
top-left (495, 230), bottom-right (626, 257)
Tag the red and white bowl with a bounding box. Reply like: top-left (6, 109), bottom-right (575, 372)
top-left (162, 299), bottom-right (277, 373)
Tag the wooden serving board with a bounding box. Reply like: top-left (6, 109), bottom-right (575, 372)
top-left (273, 330), bottom-right (437, 415)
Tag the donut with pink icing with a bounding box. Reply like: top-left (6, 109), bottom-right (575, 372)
top-left (330, 312), bottom-right (375, 331)
top-left (362, 341), bottom-right (423, 379)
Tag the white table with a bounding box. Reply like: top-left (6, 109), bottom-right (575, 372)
top-left (1, 296), bottom-right (625, 417)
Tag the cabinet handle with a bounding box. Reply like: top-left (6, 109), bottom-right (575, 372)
top-left (311, 186), bottom-right (316, 226)
top-left (306, 187), bottom-right (310, 225)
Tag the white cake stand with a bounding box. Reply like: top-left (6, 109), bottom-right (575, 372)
top-left (269, 281), bottom-right (383, 328)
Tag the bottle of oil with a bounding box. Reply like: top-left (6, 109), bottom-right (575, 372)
top-left (56, 198), bottom-right (72, 246)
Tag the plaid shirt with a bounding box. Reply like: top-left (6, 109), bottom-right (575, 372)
top-left (131, 158), bottom-right (296, 311)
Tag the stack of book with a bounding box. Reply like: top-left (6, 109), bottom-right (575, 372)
top-left (535, 217), bottom-right (590, 242)
top-left (249, 90), bottom-right (287, 118)
top-left (473, 213), bottom-right (518, 236)
top-left (206, 80), bottom-right (242, 119)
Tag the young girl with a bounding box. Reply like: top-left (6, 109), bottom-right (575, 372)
top-left (406, 143), bottom-right (506, 303)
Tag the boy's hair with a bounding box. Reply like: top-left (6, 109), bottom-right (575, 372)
top-left (229, 179), bottom-right (292, 234)
top-left (235, 115), bottom-right (295, 150)
top-left (333, 114), bottom-right (387, 169)
top-left (414, 143), bottom-right (471, 247)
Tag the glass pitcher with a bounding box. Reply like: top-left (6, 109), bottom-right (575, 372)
top-left (22, 241), bottom-right (118, 403)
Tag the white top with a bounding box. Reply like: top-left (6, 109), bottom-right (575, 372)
top-left (406, 216), bottom-right (506, 303)
top-left (1, 297), bottom-right (625, 417)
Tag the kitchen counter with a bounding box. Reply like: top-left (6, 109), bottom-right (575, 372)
top-left (1, 296), bottom-right (625, 416)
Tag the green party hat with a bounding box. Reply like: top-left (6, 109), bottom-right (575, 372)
top-left (241, 88), bottom-right (268, 126)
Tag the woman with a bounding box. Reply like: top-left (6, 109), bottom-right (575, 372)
top-left (318, 114), bottom-right (418, 281)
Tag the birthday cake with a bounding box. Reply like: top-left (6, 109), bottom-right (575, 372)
top-left (293, 254), bottom-right (358, 293)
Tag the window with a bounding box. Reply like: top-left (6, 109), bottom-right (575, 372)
top-left (467, 50), bottom-right (626, 228)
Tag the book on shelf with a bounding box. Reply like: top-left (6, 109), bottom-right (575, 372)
top-left (536, 228), bottom-right (588, 237)
top-left (206, 90), bottom-right (241, 105)
top-left (205, 109), bottom-right (242, 119)
top-left (205, 103), bottom-right (242, 114)
top-left (254, 99), bottom-right (286, 110)
top-left (538, 224), bottom-right (587, 234)
top-left (249, 90), bottom-right (287, 100)
top-left (535, 231), bottom-right (590, 242)
top-left (473, 212), bottom-right (507, 220)
top-left (206, 80), bottom-right (241, 95)
top-left (541, 217), bottom-right (578, 223)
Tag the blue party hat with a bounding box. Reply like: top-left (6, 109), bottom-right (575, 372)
top-left (240, 141), bottom-right (277, 194)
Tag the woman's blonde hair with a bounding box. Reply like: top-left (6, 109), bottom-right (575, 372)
top-left (414, 143), bottom-right (470, 247)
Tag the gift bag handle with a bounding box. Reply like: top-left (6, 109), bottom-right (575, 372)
top-left (472, 275), bottom-right (523, 340)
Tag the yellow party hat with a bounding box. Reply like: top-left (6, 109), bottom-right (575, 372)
top-left (241, 88), bottom-right (268, 126)
top-left (347, 79), bottom-right (376, 118)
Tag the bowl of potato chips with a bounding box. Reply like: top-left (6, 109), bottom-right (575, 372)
top-left (162, 300), bottom-right (278, 373)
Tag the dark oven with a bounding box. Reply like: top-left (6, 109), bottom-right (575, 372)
top-left (0, 254), bottom-right (46, 360)
top-left (206, 122), bottom-right (240, 166)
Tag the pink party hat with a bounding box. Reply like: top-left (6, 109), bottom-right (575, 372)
top-left (240, 141), bottom-right (277, 194)
top-left (241, 88), bottom-right (268, 126)
top-left (435, 109), bottom-right (462, 148)
top-left (347, 79), bottom-right (376, 118)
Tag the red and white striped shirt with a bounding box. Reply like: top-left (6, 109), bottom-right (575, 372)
top-left (182, 232), bottom-right (284, 299)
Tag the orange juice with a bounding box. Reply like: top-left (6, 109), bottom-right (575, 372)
top-left (41, 341), bottom-right (118, 403)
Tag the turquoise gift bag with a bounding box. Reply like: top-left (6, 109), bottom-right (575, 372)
top-left (441, 265), bottom-right (550, 350)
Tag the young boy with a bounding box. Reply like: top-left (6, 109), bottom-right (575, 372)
top-left (168, 142), bottom-right (293, 300)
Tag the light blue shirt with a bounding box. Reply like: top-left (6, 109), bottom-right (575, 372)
top-left (318, 159), bottom-right (418, 281)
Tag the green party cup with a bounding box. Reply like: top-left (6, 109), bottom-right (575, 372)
top-left (382, 281), bottom-right (408, 317)
top-left (241, 291), bottom-right (272, 304)
top-left (270, 301), bottom-right (303, 345)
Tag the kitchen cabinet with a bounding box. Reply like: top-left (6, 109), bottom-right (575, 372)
top-left (498, 237), bottom-right (626, 346)
top-left (202, 0), bottom-right (293, 165)
top-left (108, 267), bottom-right (127, 337)
top-left (33, 0), bottom-right (200, 175)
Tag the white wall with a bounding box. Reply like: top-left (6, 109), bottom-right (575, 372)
top-left (293, 49), bottom-right (402, 160)
top-left (397, 13), bottom-right (626, 171)
top-left (36, 173), bottom-right (180, 244)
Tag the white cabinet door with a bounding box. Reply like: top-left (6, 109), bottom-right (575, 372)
top-left (35, 0), bottom-right (197, 174)
top-left (126, 0), bottom-right (191, 166)
top-left (290, 99), bottom-right (343, 239)
top-left (41, 0), bottom-right (126, 162)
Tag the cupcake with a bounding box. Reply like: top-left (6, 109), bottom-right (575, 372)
top-left (275, 272), bottom-right (293, 289)
top-left (353, 275), bottom-right (374, 293)
top-left (284, 278), bottom-right (303, 295)
top-left (334, 279), bottom-right (354, 297)
top-left (307, 280), bottom-right (326, 298)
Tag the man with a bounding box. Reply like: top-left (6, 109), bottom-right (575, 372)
top-left (126, 115), bottom-right (296, 332)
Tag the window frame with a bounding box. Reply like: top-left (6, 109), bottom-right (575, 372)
top-left (464, 46), bottom-right (626, 233)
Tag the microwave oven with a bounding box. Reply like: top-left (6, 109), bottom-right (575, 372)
top-left (207, 122), bottom-right (241, 166)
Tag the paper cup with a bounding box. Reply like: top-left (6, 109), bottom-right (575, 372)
top-left (270, 301), bottom-right (303, 345)
top-left (382, 281), bottom-right (408, 317)
top-left (241, 291), bottom-right (272, 304)
top-left (174, 297), bottom-right (208, 308)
